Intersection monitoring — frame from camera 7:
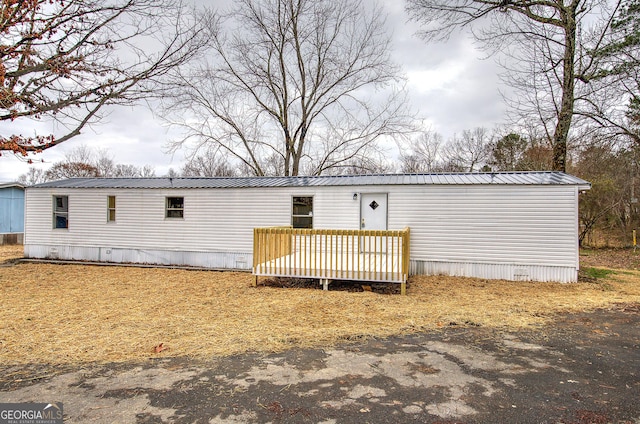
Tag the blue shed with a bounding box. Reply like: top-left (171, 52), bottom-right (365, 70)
top-left (0, 182), bottom-right (25, 244)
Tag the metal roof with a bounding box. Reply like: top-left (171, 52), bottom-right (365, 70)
top-left (0, 181), bottom-right (25, 190)
top-left (29, 172), bottom-right (591, 190)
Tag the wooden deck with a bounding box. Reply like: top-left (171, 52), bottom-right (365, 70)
top-left (253, 227), bottom-right (410, 294)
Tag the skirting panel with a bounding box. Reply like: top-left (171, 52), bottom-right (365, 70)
top-left (24, 244), bottom-right (252, 270)
top-left (24, 244), bottom-right (578, 283)
top-left (410, 259), bottom-right (578, 283)
top-left (0, 233), bottom-right (23, 245)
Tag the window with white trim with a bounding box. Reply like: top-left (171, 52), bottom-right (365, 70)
top-left (166, 197), bottom-right (184, 218)
top-left (107, 196), bottom-right (116, 222)
top-left (292, 196), bottom-right (313, 228)
top-left (53, 195), bottom-right (68, 229)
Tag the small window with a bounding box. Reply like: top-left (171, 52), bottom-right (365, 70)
top-left (292, 196), bottom-right (313, 228)
top-left (107, 196), bottom-right (116, 222)
top-left (53, 195), bottom-right (68, 229)
top-left (166, 197), bottom-right (184, 219)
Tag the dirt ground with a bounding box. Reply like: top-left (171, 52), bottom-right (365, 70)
top-left (0, 246), bottom-right (638, 423)
top-left (580, 248), bottom-right (640, 270)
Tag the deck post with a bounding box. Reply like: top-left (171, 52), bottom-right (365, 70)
top-left (321, 278), bottom-right (329, 291)
top-left (401, 281), bottom-right (406, 296)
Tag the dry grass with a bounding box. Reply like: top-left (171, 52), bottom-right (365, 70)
top-left (0, 245), bottom-right (22, 262)
top-left (0, 245), bottom-right (639, 365)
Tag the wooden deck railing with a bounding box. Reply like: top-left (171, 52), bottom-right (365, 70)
top-left (253, 227), bottom-right (410, 293)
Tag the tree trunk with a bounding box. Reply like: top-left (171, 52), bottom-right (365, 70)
top-left (284, 133), bottom-right (293, 177)
top-left (552, 3), bottom-right (578, 173)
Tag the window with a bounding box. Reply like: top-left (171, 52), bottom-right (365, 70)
top-left (292, 196), bottom-right (313, 228)
top-left (53, 195), bottom-right (68, 229)
top-left (107, 196), bottom-right (116, 222)
top-left (166, 197), bottom-right (184, 218)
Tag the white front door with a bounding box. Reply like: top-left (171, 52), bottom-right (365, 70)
top-left (360, 193), bottom-right (388, 230)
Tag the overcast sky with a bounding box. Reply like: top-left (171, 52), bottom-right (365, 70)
top-left (0, 1), bottom-right (505, 182)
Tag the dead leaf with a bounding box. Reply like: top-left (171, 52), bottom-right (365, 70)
top-left (153, 343), bottom-right (168, 353)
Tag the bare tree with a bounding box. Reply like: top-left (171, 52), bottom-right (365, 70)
top-left (91, 148), bottom-right (157, 177)
top-left (165, 168), bottom-right (180, 178)
top-left (17, 167), bottom-right (47, 185)
top-left (64, 145), bottom-right (104, 170)
top-left (181, 147), bottom-right (237, 177)
top-left (398, 130), bottom-right (444, 172)
top-left (94, 149), bottom-right (117, 178)
top-left (406, 0), bottom-right (623, 172)
top-left (140, 165), bottom-right (157, 178)
top-left (111, 164), bottom-right (143, 177)
top-left (45, 162), bottom-right (101, 180)
top-left (321, 151), bottom-right (394, 175)
top-left (441, 127), bottom-right (492, 172)
top-left (163, 0), bottom-right (413, 176)
top-left (18, 145), bottom-right (157, 181)
top-left (0, 0), bottom-right (206, 158)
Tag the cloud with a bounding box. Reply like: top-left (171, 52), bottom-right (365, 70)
top-left (381, 2), bottom-right (505, 138)
top-left (0, 105), bottom-right (187, 181)
top-left (0, 0), bottom-right (509, 181)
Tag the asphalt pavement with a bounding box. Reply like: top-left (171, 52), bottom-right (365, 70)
top-left (1, 306), bottom-right (638, 423)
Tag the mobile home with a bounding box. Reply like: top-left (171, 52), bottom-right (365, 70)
top-left (24, 172), bottom-right (590, 283)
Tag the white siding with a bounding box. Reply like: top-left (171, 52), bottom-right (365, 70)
top-left (24, 183), bottom-right (581, 282)
top-left (24, 187), bottom-right (362, 255)
top-left (388, 185), bottom-right (579, 268)
top-left (26, 188), bottom-right (292, 252)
